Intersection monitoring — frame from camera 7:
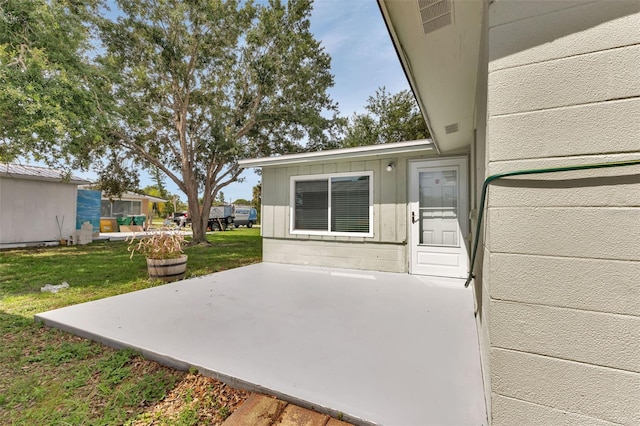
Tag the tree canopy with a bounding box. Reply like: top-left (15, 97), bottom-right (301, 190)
top-left (0, 0), bottom-right (108, 167)
top-left (341, 87), bottom-right (429, 147)
top-left (95, 0), bottom-right (337, 243)
top-left (1, 1), bottom-right (427, 244)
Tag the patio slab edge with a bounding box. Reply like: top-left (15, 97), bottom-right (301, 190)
top-left (34, 313), bottom-right (377, 426)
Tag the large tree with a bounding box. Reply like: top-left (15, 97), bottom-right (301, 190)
top-left (98, 0), bottom-right (336, 243)
top-left (341, 87), bottom-right (429, 147)
top-left (0, 0), bottom-right (108, 167)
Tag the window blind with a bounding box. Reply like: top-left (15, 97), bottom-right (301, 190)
top-left (294, 180), bottom-right (328, 230)
top-left (331, 176), bottom-right (370, 233)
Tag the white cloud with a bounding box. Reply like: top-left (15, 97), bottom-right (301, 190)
top-left (310, 0), bottom-right (410, 117)
top-left (320, 32), bottom-right (350, 54)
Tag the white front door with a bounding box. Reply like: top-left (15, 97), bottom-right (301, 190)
top-left (409, 157), bottom-right (469, 277)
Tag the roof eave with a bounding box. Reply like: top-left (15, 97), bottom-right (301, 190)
top-left (239, 139), bottom-right (434, 168)
top-left (377, 0), bottom-right (440, 154)
top-left (101, 192), bottom-right (168, 203)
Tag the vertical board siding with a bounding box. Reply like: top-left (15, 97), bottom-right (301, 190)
top-left (272, 168), bottom-right (288, 237)
top-left (336, 162), bottom-right (351, 173)
top-left (366, 160), bottom-right (382, 239)
top-left (259, 152), bottom-right (438, 272)
top-left (264, 157), bottom-right (406, 243)
top-left (261, 168), bottom-right (275, 238)
top-left (396, 158), bottom-right (408, 248)
top-left (323, 163), bottom-right (337, 174)
top-left (380, 158), bottom-right (398, 242)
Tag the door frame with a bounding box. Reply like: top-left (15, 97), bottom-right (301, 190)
top-left (408, 156), bottom-right (469, 277)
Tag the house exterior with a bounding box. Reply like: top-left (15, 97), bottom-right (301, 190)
top-left (78, 188), bottom-right (167, 231)
top-left (98, 191), bottom-right (166, 219)
top-left (241, 140), bottom-right (476, 278)
top-left (378, 1), bottom-right (640, 424)
top-left (0, 164), bottom-right (90, 246)
top-left (240, 1), bottom-right (640, 424)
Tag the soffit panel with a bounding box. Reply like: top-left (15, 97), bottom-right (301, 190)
top-left (380, 0), bottom-right (483, 152)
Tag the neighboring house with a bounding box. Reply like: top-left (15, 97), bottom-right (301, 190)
top-left (97, 191), bottom-right (166, 219)
top-left (0, 164), bottom-right (90, 246)
top-left (241, 1), bottom-right (640, 424)
top-left (77, 188), bottom-right (167, 231)
top-left (239, 140), bottom-right (452, 274)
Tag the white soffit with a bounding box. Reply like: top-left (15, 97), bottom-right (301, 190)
top-left (378, 0), bottom-right (483, 152)
top-left (238, 139), bottom-right (434, 168)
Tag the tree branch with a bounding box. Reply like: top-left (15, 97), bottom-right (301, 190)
top-left (213, 167), bottom-right (243, 194)
top-left (234, 87), bottom-right (262, 139)
top-left (110, 130), bottom-right (186, 193)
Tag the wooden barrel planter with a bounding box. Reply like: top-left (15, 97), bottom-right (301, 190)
top-left (146, 255), bottom-right (188, 282)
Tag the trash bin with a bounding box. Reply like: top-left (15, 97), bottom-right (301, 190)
top-left (116, 217), bottom-right (132, 226)
top-left (100, 219), bottom-right (113, 233)
top-left (116, 216), bottom-right (132, 231)
top-left (132, 215), bottom-right (146, 226)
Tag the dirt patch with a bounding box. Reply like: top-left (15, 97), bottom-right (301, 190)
top-left (130, 372), bottom-right (252, 425)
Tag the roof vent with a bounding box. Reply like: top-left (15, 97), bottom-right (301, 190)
top-left (418, 0), bottom-right (452, 35)
top-left (444, 123), bottom-right (459, 134)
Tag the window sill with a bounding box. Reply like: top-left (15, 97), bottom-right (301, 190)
top-left (290, 230), bottom-right (374, 238)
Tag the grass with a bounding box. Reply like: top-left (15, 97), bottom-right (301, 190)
top-left (0, 228), bottom-right (261, 425)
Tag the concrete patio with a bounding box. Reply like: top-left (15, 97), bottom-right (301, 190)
top-left (36, 262), bottom-right (486, 425)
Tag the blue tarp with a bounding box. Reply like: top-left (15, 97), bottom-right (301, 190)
top-left (76, 189), bottom-right (101, 232)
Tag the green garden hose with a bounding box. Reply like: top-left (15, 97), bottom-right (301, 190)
top-left (465, 158), bottom-right (640, 287)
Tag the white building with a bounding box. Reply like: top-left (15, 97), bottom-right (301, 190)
top-left (0, 164), bottom-right (89, 246)
top-left (241, 1), bottom-right (640, 424)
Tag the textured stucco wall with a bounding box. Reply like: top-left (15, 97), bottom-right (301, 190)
top-left (486, 1), bottom-right (640, 424)
top-left (0, 178), bottom-right (79, 244)
top-left (472, 0), bottom-right (491, 417)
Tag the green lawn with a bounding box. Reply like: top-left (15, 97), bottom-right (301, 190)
top-left (0, 228), bottom-right (261, 425)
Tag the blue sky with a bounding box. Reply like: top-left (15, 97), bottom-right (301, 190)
top-left (84, 0), bottom-right (411, 203)
top-left (223, 0), bottom-right (411, 202)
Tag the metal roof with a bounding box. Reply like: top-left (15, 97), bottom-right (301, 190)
top-left (238, 139), bottom-right (435, 168)
top-left (0, 163), bottom-right (90, 185)
top-left (111, 191), bottom-right (167, 203)
top-left (77, 186), bottom-right (168, 203)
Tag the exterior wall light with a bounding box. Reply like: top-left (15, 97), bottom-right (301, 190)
top-left (386, 162), bottom-right (395, 172)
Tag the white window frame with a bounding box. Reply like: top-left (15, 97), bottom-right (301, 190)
top-left (290, 171), bottom-right (374, 237)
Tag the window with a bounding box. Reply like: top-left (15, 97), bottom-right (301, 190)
top-left (291, 172), bottom-right (373, 236)
top-left (100, 200), bottom-right (142, 217)
top-left (101, 200), bottom-right (112, 217)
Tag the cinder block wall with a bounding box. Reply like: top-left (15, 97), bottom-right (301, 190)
top-left (485, 1), bottom-right (640, 424)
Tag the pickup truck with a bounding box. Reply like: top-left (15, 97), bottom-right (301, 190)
top-left (173, 211), bottom-right (190, 227)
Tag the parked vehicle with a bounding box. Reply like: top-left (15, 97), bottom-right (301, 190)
top-left (173, 211), bottom-right (190, 227)
top-left (234, 207), bottom-right (258, 228)
top-left (208, 205), bottom-right (235, 231)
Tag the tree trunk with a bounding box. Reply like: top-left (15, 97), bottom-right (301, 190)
top-left (183, 180), bottom-right (208, 244)
top-left (190, 209), bottom-right (207, 244)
